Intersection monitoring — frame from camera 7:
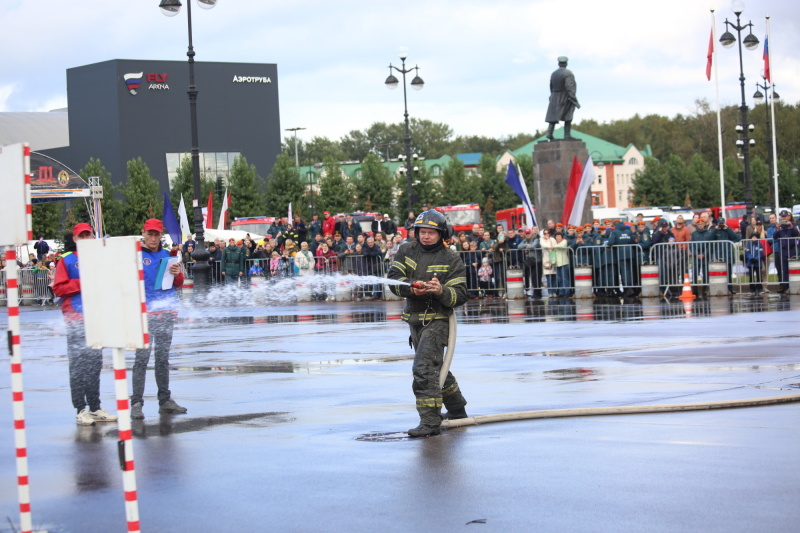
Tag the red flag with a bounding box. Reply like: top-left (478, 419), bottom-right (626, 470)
top-left (561, 156), bottom-right (583, 225)
top-left (706, 27), bottom-right (714, 81)
top-left (205, 190), bottom-right (213, 229)
top-left (763, 36), bottom-right (770, 82)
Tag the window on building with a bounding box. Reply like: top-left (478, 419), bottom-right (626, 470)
top-left (355, 169), bottom-right (362, 179)
top-left (166, 151), bottom-right (241, 189)
top-left (629, 157), bottom-right (638, 165)
top-left (432, 166), bottom-right (441, 176)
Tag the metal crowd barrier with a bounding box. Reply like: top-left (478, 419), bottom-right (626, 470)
top-left (174, 235), bottom-right (800, 301)
top-left (0, 269), bottom-right (53, 306)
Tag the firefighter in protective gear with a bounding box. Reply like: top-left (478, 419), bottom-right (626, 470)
top-left (387, 210), bottom-right (469, 437)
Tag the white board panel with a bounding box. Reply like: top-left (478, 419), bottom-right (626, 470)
top-left (0, 143), bottom-right (31, 246)
top-left (78, 237), bottom-right (149, 350)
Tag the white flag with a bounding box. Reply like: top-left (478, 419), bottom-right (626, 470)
top-left (217, 188), bottom-right (229, 230)
top-left (288, 202), bottom-right (293, 225)
top-left (177, 195), bottom-right (191, 242)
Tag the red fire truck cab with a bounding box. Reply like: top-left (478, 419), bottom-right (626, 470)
top-left (435, 204), bottom-right (482, 233)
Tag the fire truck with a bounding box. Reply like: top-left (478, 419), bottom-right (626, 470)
top-left (230, 216), bottom-right (275, 235)
top-left (435, 204), bottom-right (482, 233)
top-left (494, 206), bottom-right (536, 231)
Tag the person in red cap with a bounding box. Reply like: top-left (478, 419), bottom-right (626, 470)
top-left (52, 223), bottom-right (118, 425)
top-left (322, 211), bottom-right (336, 237)
top-left (131, 218), bottom-right (186, 419)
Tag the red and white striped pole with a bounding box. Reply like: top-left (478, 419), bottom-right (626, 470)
top-left (110, 240), bottom-right (149, 533)
top-left (5, 249), bottom-right (33, 533)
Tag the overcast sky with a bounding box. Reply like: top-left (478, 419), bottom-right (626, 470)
top-left (1, 0), bottom-right (797, 147)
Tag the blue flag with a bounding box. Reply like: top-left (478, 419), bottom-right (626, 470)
top-left (505, 162), bottom-right (537, 227)
top-left (162, 192), bottom-right (182, 245)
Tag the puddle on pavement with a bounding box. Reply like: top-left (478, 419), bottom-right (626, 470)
top-left (98, 411), bottom-right (291, 439)
top-left (488, 335), bottom-right (800, 359)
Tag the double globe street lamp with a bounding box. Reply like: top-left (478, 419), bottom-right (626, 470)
top-left (719, 0), bottom-right (759, 219)
top-left (385, 49), bottom-right (424, 211)
top-left (159, 0), bottom-right (217, 296)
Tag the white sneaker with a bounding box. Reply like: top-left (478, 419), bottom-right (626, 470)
top-left (76, 408), bottom-right (96, 426)
top-left (89, 407), bottom-right (118, 422)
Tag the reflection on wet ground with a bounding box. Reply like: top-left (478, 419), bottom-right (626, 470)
top-left (102, 411), bottom-right (291, 439)
top-left (168, 294), bottom-right (797, 328)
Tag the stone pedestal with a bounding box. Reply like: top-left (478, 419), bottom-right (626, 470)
top-left (532, 140), bottom-right (590, 226)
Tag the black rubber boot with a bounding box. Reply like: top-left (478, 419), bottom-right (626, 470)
top-left (408, 423), bottom-right (441, 437)
top-left (443, 407), bottom-right (468, 420)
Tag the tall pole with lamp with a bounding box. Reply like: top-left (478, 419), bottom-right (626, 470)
top-left (159, 0), bottom-right (217, 295)
top-left (286, 127), bottom-right (308, 214)
top-left (384, 49), bottom-right (424, 212)
top-left (719, 0), bottom-right (760, 219)
top-left (753, 77), bottom-right (779, 213)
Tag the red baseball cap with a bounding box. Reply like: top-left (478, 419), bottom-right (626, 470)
top-left (143, 219), bottom-right (164, 233)
top-left (72, 223), bottom-right (93, 237)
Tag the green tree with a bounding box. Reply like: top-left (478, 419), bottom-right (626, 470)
top-left (777, 159), bottom-right (799, 207)
top-left (228, 155), bottom-right (264, 219)
top-left (441, 156), bottom-right (481, 205)
top-left (479, 154), bottom-right (517, 214)
top-left (408, 163), bottom-right (442, 213)
top-left (722, 156), bottom-right (744, 204)
top-left (75, 157), bottom-right (126, 236)
top-left (302, 136), bottom-right (346, 166)
top-left (409, 118), bottom-right (454, 158)
top-left (632, 156), bottom-right (672, 206)
top-left (356, 153), bottom-right (394, 213)
top-left (340, 129), bottom-right (374, 162)
top-left (264, 154), bottom-right (307, 218)
top-left (32, 202), bottom-right (62, 240)
top-left (168, 156), bottom-right (217, 231)
top-left (684, 153), bottom-right (718, 208)
top-left (314, 158), bottom-right (353, 215)
top-left (749, 157), bottom-right (770, 206)
top-left (120, 157), bottom-right (161, 235)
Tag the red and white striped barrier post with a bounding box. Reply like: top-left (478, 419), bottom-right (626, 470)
top-left (109, 241), bottom-right (149, 533)
top-left (78, 237), bottom-right (150, 533)
top-left (5, 249), bottom-right (34, 533)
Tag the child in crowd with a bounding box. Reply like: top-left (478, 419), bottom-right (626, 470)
top-left (744, 234), bottom-right (765, 295)
top-left (478, 256), bottom-right (494, 298)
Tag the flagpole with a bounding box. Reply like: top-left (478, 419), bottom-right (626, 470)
top-left (712, 9), bottom-right (726, 206)
top-left (766, 15), bottom-right (779, 210)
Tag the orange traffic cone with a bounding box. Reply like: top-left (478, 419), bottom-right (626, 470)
top-left (678, 273), bottom-right (696, 301)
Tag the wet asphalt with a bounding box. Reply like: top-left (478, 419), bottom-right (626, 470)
top-left (1, 294), bottom-right (799, 532)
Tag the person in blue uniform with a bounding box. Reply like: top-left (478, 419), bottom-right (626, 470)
top-left (131, 219), bottom-right (186, 419)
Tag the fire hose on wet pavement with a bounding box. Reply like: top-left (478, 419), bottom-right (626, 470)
top-left (439, 315), bottom-right (800, 430)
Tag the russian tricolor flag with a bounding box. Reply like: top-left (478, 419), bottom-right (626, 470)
top-left (763, 36), bottom-right (771, 82)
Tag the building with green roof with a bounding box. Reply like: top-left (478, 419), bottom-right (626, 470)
top-left (500, 127), bottom-right (653, 209)
top-left (297, 127), bottom-right (651, 211)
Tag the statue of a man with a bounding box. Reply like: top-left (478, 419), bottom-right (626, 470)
top-left (545, 56), bottom-right (580, 141)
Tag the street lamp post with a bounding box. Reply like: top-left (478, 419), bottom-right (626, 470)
top-left (753, 78), bottom-right (780, 213)
top-left (160, 0), bottom-right (217, 296)
top-left (719, 0), bottom-right (759, 219)
top-left (286, 127), bottom-right (308, 213)
top-left (286, 127), bottom-right (306, 169)
top-left (384, 49), bottom-right (424, 212)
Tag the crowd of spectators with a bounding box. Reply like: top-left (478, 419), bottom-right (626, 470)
top-left (177, 207), bottom-right (799, 300)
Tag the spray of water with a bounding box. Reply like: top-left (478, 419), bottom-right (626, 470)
top-left (184, 274), bottom-right (409, 309)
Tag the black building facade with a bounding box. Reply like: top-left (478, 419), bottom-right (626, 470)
top-left (45, 59), bottom-right (281, 192)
